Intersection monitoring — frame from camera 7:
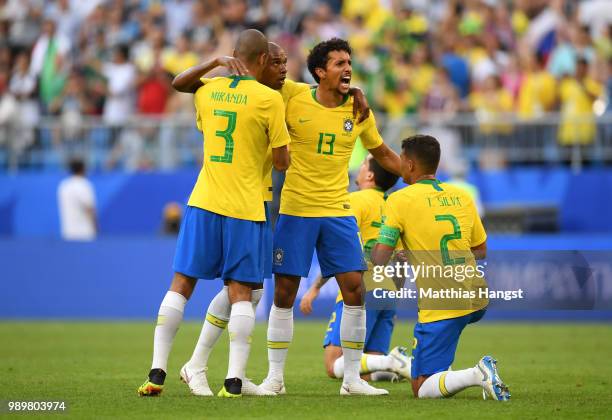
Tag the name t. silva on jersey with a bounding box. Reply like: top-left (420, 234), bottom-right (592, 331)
top-left (372, 287), bottom-right (525, 301)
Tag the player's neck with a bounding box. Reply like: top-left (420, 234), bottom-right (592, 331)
top-left (314, 86), bottom-right (347, 108)
top-left (414, 174), bottom-right (437, 183)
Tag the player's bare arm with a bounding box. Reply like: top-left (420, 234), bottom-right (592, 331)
top-left (471, 241), bottom-right (487, 260)
top-left (171, 56), bottom-right (248, 93)
top-left (299, 275), bottom-right (331, 315)
top-left (368, 143), bottom-right (401, 177)
top-left (371, 243), bottom-right (394, 267)
top-left (272, 145), bottom-right (290, 171)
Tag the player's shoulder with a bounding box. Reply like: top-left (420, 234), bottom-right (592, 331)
top-left (288, 86), bottom-right (313, 102)
top-left (247, 80), bottom-right (284, 103)
top-left (439, 182), bottom-right (476, 201)
top-left (282, 79), bottom-right (310, 95)
top-left (386, 185), bottom-right (410, 202)
top-left (351, 188), bottom-right (384, 203)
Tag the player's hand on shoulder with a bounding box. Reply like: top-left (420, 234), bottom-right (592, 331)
top-left (350, 87), bottom-right (371, 124)
top-left (216, 56), bottom-right (248, 76)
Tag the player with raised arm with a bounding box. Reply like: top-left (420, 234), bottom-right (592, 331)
top-left (169, 42), bottom-right (372, 397)
top-left (137, 29), bottom-right (291, 398)
top-left (299, 155), bottom-right (412, 383)
top-left (260, 38), bottom-right (402, 396)
top-left (371, 134), bottom-right (511, 401)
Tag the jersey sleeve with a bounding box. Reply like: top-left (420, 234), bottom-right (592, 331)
top-left (469, 198), bottom-right (487, 247)
top-left (377, 194), bottom-right (402, 247)
top-left (267, 92), bottom-right (291, 149)
top-left (359, 111), bottom-right (384, 150)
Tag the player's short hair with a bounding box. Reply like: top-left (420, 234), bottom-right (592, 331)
top-left (401, 134), bottom-right (441, 173)
top-left (68, 158), bottom-right (86, 175)
top-left (307, 38), bottom-right (352, 83)
top-left (234, 29), bottom-right (268, 64)
top-left (369, 158), bottom-right (399, 191)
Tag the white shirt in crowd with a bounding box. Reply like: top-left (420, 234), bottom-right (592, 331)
top-left (102, 61), bottom-right (136, 125)
top-left (58, 175), bottom-right (97, 241)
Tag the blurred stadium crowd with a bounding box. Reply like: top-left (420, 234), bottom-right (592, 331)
top-left (0, 0), bottom-right (611, 171)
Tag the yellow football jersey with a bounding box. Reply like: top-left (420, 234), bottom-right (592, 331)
top-left (379, 179), bottom-right (488, 323)
top-left (259, 80), bottom-right (311, 201)
top-left (281, 89), bottom-right (384, 217)
top-left (200, 78), bottom-right (309, 202)
top-left (350, 188), bottom-right (386, 255)
top-left (189, 76), bottom-right (290, 221)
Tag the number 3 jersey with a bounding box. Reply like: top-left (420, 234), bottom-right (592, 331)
top-left (280, 88), bottom-right (383, 217)
top-left (379, 179), bottom-right (488, 323)
top-left (190, 76), bottom-right (290, 221)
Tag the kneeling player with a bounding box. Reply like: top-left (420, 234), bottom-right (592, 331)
top-left (372, 135), bottom-right (510, 401)
top-left (299, 156), bottom-right (411, 382)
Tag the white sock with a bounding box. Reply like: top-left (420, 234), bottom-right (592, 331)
top-left (251, 288), bottom-right (263, 312)
top-left (151, 291), bottom-right (187, 372)
top-left (187, 286), bottom-right (230, 371)
top-left (332, 356), bottom-right (344, 379)
top-left (360, 354), bottom-right (394, 373)
top-left (418, 368), bottom-right (481, 398)
top-left (370, 371), bottom-right (398, 382)
top-left (266, 304), bottom-right (293, 382)
top-left (340, 305), bottom-right (366, 384)
top-left (226, 301), bottom-right (255, 380)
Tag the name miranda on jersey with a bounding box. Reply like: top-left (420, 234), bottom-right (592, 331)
top-left (373, 287), bottom-right (525, 301)
top-left (210, 91), bottom-right (248, 105)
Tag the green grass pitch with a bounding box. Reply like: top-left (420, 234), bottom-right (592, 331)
top-left (1, 321), bottom-right (611, 419)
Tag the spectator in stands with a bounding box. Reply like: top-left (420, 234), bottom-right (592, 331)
top-left (57, 158), bottom-right (97, 241)
top-left (45, 0), bottom-right (80, 41)
top-left (101, 44), bottom-right (136, 130)
top-left (29, 19), bottom-right (70, 113)
top-left (558, 57), bottom-right (603, 147)
top-left (439, 33), bottom-right (471, 98)
top-left (49, 71), bottom-right (94, 151)
top-left (517, 51), bottom-right (557, 120)
top-left (163, 33), bottom-right (199, 76)
top-left (469, 74), bottom-right (514, 136)
top-left (8, 51), bottom-right (39, 159)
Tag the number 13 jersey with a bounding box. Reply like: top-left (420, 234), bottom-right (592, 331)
top-left (281, 88), bottom-right (383, 217)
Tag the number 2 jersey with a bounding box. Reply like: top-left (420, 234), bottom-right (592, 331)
top-left (379, 179), bottom-right (488, 323)
top-left (281, 88), bottom-right (384, 217)
top-left (190, 75), bottom-right (290, 221)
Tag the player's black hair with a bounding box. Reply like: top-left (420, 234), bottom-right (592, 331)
top-left (401, 134), bottom-right (441, 174)
top-left (369, 158), bottom-right (399, 191)
top-left (68, 158), bottom-right (86, 175)
top-left (307, 38), bottom-right (352, 83)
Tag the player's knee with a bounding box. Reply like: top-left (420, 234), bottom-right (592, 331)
top-left (170, 272), bottom-right (197, 299)
top-left (227, 280), bottom-right (257, 303)
top-left (273, 275), bottom-right (299, 308)
top-left (325, 363), bottom-right (336, 378)
top-left (273, 288), bottom-right (296, 308)
top-left (341, 284), bottom-right (363, 306)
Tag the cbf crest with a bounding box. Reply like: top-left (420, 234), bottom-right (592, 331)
top-left (343, 118), bottom-right (354, 133)
top-left (273, 248), bottom-right (284, 265)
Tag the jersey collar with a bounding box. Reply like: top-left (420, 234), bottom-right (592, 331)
top-left (415, 178), bottom-right (443, 191)
top-left (229, 75), bottom-right (256, 88)
top-left (310, 87), bottom-right (350, 107)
